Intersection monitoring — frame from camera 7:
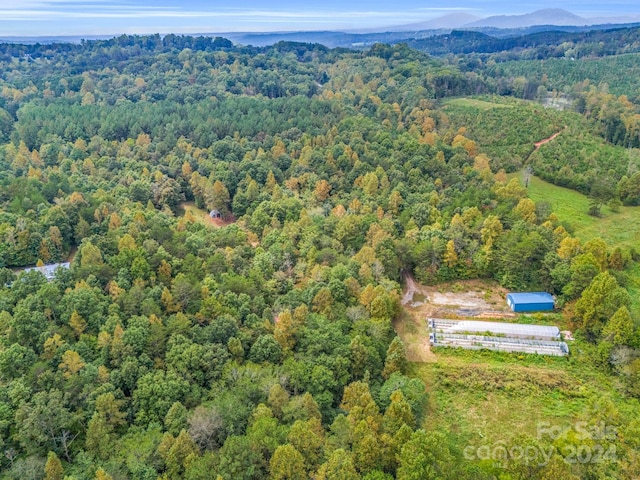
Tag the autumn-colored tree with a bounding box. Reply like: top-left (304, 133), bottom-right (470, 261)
top-left (43, 333), bottom-right (64, 360)
top-left (316, 449), bottom-right (360, 480)
top-left (95, 468), bottom-right (113, 480)
top-left (211, 180), bottom-right (231, 216)
top-left (274, 310), bottom-right (296, 352)
top-left (341, 381), bottom-right (381, 432)
top-left (44, 451), bottom-right (64, 480)
top-left (388, 190), bottom-right (403, 216)
top-left (557, 236), bottom-right (582, 260)
top-left (312, 287), bottom-right (334, 316)
top-left (287, 417), bottom-right (325, 470)
top-left (352, 419), bottom-right (382, 474)
top-left (443, 240), bottom-right (458, 268)
top-left (59, 349), bottom-right (85, 378)
top-left (108, 212), bottom-right (122, 230)
top-left (382, 390), bottom-right (415, 435)
top-left (69, 310), bottom-right (87, 338)
top-left (266, 170), bottom-right (278, 193)
top-left (269, 444), bottom-right (306, 480)
top-left (159, 430), bottom-right (199, 479)
top-left (314, 179), bottom-right (332, 202)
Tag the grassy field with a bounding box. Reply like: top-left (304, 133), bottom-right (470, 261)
top-left (177, 201), bottom-right (210, 224)
top-left (443, 97), bottom-right (514, 110)
top-left (515, 174), bottom-right (640, 251)
top-left (411, 346), bottom-right (639, 448)
top-left (519, 174), bottom-right (640, 315)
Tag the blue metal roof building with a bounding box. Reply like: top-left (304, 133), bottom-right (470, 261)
top-left (506, 292), bottom-right (555, 312)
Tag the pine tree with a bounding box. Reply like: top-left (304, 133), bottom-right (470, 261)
top-left (382, 338), bottom-right (407, 379)
top-left (44, 451), bottom-right (63, 480)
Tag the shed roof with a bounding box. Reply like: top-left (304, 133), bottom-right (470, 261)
top-left (446, 320), bottom-right (560, 338)
top-left (23, 262), bottom-right (70, 280)
top-left (507, 292), bottom-right (554, 304)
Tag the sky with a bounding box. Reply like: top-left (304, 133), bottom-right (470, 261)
top-left (1, 0), bottom-right (639, 37)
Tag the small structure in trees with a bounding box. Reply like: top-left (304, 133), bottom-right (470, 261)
top-left (209, 209), bottom-right (222, 219)
top-left (506, 292), bottom-right (555, 312)
top-left (23, 262), bottom-right (70, 281)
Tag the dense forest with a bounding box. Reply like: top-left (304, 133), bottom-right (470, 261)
top-left (406, 25), bottom-right (640, 58)
top-left (0, 33), bottom-right (638, 479)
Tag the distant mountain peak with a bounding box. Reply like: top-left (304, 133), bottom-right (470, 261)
top-left (383, 12), bottom-right (482, 32)
top-left (465, 8), bottom-right (588, 28)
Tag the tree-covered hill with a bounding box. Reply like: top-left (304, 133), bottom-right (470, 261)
top-left (406, 25), bottom-right (640, 58)
top-left (0, 37), bottom-right (638, 479)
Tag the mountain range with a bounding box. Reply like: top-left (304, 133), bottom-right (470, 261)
top-left (389, 8), bottom-right (640, 31)
top-left (2, 8), bottom-right (640, 48)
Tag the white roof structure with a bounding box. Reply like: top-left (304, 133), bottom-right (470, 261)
top-left (427, 318), bottom-right (568, 356)
top-left (23, 262), bottom-right (70, 280)
top-left (444, 320), bottom-right (560, 339)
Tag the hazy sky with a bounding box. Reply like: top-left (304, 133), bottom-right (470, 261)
top-left (1, 0), bottom-right (640, 36)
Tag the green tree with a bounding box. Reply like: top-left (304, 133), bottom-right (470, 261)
top-left (602, 306), bottom-right (634, 346)
top-left (165, 401), bottom-right (189, 437)
top-left (574, 271), bottom-right (630, 339)
top-left (382, 337), bottom-right (407, 379)
top-left (217, 435), bottom-right (264, 480)
top-left (133, 370), bottom-right (190, 424)
top-left (397, 430), bottom-right (454, 480)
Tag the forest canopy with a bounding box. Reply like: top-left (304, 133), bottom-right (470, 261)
top-left (0, 35), bottom-right (638, 479)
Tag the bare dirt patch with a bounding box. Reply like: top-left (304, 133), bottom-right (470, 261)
top-left (207, 215), bottom-right (237, 228)
top-left (396, 276), bottom-right (515, 363)
top-left (401, 275), bottom-right (514, 320)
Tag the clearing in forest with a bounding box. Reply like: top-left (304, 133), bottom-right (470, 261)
top-left (395, 276), bottom-right (514, 363)
top-left (178, 202), bottom-right (237, 228)
top-left (397, 278), bottom-right (633, 451)
top-left (521, 175), bottom-right (640, 251)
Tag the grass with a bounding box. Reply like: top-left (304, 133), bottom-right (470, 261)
top-left (410, 344), bottom-right (639, 448)
top-left (443, 97), bottom-right (514, 110)
top-left (518, 174), bottom-right (640, 317)
top-left (395, 279), bottom-right (639, 473)
top-left (626, 262), bottom-right (640, 318)
top-left (177, 201), bottom-right (211, 225)
top-left (515, 174), bottom-right (640, 251)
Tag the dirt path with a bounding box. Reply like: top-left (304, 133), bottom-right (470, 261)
top-left (533, 127), bottom-right (566, 151)
top-left (401, 273), bottom-right (420, 306)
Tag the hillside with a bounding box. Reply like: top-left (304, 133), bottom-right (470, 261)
top-left (0, 37), bottom-right (638, 479)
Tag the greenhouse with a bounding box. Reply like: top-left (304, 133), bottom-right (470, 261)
top-left (429, 319), bottom-right (561, 340)
top-left (428, 318), bottom-right (569, 356)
